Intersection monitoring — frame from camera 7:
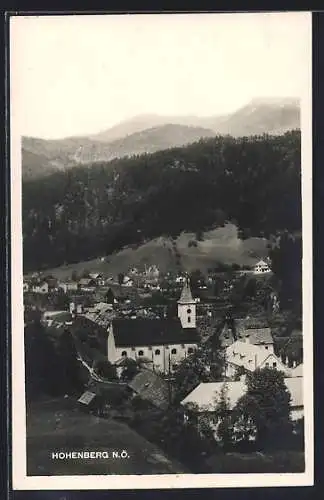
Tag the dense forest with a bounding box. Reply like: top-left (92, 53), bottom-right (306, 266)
top-left (22, 131), bottom-right (301, 272)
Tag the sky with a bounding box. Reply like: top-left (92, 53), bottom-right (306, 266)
top-left (10, 12), bottom-right (311, 139)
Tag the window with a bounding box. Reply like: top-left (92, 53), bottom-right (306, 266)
top-left (188, 347), bottom-right (194, 354)
top-left (187, 308), bottom-right (192, 314)
top-left (188, 316), bottom-right (191, 323)
top-left (121, 351), bottom-right (127, 357)
top-left (265, 362), bottom-right (269, 367)
top-left (171, 348), bottom-right (177, 354)
top-left (265, 346), bottom-right (269, 350)
top-left (138, 350), bottom-right (144, 356)
top-left (273, 362), bottom-right (277, 368)
top-left (155, 349), bottom-right (161, 355)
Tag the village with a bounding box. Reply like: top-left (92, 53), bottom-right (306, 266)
top-left (23, 257), bottom-right (304, 474)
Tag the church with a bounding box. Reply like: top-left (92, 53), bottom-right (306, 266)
top-left (106, 277), bottom-right (199, 373)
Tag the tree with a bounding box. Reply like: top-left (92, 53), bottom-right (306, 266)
top-left (244, 277), bottom-right (257, 299)
top-left (57, 329), bottom-right (85, 395)
top-left (269, 232), bottom-right (302, 313)
top-left (173, 346), bottom-right (224, 403)
top-left (190, 269), bottom-right (206, 291)
top-left (120, 358), bottom-right (138, 381)
top-left (117, 272), bottom-right (125, 285)
top-left (94, 359), bottom-right (118, 381)
top-left (213, 383), bottom-right (234, 450)
top-left (233, 367), bottom-right (293, 449)
top-left (25, 321), bottom-right (64, 400)
top-left (71, 270), bottom-right (78, 281)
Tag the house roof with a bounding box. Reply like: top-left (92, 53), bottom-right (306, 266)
top-left (226, 340), bottom-right (272, 371)
top-left (240, 328), bottom-right (273, 345)
top-left (254, 259), bottom-right (269, 267)
top-left (79, 278), bottom-right (96, 286)
top-left (78, 391), bottom-right (97, 405)
top-left (128, 369), bottom-right (169, 409)
top-left (290, 363), bottom-right (303, 378)
top-left (181, 377), bottom-right (303, 411)
top-left (178, 278), bottom-right (194, 304)
top-left (285, 377), bottom-right (303, 407)
top-left (112, 318), bottom-right (199, 347)
top-left (181, 381), bottom-right (246, 411)
top-left (84, 308), bottom-right (115, 330)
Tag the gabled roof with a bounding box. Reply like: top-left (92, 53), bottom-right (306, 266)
top-left (181, 381), bottom-right (245, 411)
top-left (240, 328), bottom-right (273, 345)
top-left (112, 318), bottom-right (199, 347)
top-left (128, 369), bottom-right (169, 409)
top-left (78, 391), bottom-right (96, 405)
top-left (226, 340), bottom-right (272, 371)
top-left (178, 278), bottom-right (194, 304)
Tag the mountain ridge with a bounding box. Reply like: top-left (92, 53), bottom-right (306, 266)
top-left (22, 98), bottom-right (300, 180)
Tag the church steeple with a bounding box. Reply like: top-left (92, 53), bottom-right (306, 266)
top-left (177, 275), bottom-right (196, 328)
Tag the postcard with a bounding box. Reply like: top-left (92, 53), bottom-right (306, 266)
top-left (10, 11), bottom-right (313, 490)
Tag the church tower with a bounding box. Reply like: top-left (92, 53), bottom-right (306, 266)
top-left (177, 276), bottom-right (196, 328)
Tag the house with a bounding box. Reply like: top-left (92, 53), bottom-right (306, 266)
top-left (127, 369), bottom-right (169, 410)
top-left (89, 273), bottom-right (106, 286)
top-left (144, 265), bottom-right (160, 280)
top-left (225, 340), bottom-right (290, 378)
top-left (32, 281), bottom-right (49, 294)
top-left (42, 310), bottom-right (73, 327)
top-left (46, 277), bottom-right (59, 291)
top-left (122, 275), bottom-right (134, 287)
top-left (59, 281), bottom-right (79, 293)
top-left (289, 362), bottom-right (303, 378)
top-left (106, 279), bottom-right (199, 373)
top-left (78, 278), bottom-right (97, 290)
top-left (219, 316), bottom-right (274, 351)
top-left (181, 376), bottom-right (303, 439)
top-left (253, 259), bottom-right (271, 275)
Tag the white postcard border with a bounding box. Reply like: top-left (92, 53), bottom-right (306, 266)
top-left (10, 12), bottom-right (314, 490)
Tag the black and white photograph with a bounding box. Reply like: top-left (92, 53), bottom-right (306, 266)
top-left (10, 12), bottom-right (313, 490)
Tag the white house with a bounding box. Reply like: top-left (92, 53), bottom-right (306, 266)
top-left (253, 259), bottom-right (271, 275)
top-left (59, 281), bottom-right (79, 293)
top-left (106, 279), bottom-right (199, 373)
top-left (32, 281), bottom-right (49, 294)
top-left (181, 376), bottom-right (303, 440)
top-left (225, 340), bottom-right (290, 378)
top-left (122, 275), bottom-right (134, 287)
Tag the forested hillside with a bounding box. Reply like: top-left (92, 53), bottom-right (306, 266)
top-left (22, 131), bottom-right (301, 272)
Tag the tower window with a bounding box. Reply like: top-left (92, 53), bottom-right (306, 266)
top-left (171, 348), bottom-right (177, 354)
top-left (155, 349), bottom-right (161, 355)
top-left (188, 316), bottom-right (191, 323)
top-left (121, 351), bottom-right (127, 357)
top-left (187, 308), bottom-right (192, 314)
top-left (188, 347), bottom-right (194, 354)
top-left (138, 350), bottom-right (144, 356)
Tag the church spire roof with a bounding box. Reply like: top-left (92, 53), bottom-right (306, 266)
top-left (178, 276), bottom-right (194, 304)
